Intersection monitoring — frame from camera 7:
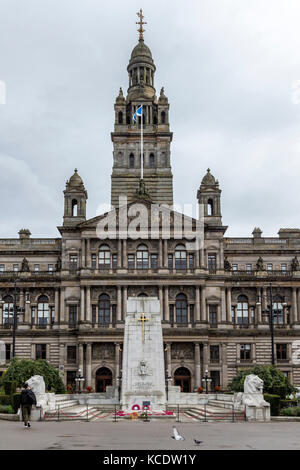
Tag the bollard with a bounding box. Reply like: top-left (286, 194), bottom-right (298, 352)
top-left (232, 404), bottom-right (235, 423)
top-left (86, 404), bottom-right (89, 422)
top-left (58, 404), bottom-right (60, 422)
top-left (113, 404), bottom-right (117, 423)
top-left (176, 404), bottom-right (180, 422)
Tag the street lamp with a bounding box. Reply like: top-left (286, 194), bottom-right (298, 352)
top-left (116, 371), bottom-right (122, 402)
top-left (256, 282), bottom-right (287, 365)
top-left (165, 372), bottom-right (172, 401)
top-left (75, 368), bottom-right (85, 394)
top-left (202, 369), bottom-right (212, 394)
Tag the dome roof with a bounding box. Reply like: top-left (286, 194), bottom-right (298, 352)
top-left (68, 169), bottom-right (83, 187)
top-left (201, 168), bottom-right (218, 186)
top-left (130, 40), bottom-right (153, 63)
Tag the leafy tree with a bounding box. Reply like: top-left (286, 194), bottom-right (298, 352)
top-left (0, 358), bottom-right (65, 394)
top-left (227, 365), bottom-right (296, 398)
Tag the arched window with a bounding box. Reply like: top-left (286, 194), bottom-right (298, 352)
top-left (37, 295), bottom-right (49, 326)
top-left (237, 295), bottom-right (249, 325)
top-left (72, 199), bottom-right (78, 217)
top-left (175, 244), bottom-right (187, 270)
top-left (207, 199), bottom-right (214, 216)
top-left (129, 153), bottom-right (135, 168)
top-left (273, 295), bottom-right (284, 325)
top-left (149, 153), bottom-right (155, 168)
top-left (161, 111), bottom-right (166, 124)
top-left (98, 294), bottom-right (110, 325)
top-left (138, 292), bottom-right (148, 297)
top-left (99, 245), bottom-right (111, 270)
top-left (3, 295), bottom-right (14, 325)
top-left (118, 111), bottom-right (123, 124)
top-left (176, 293), bottom-right (188, 324)
top-left (137, 244), bottom-right (149, 270)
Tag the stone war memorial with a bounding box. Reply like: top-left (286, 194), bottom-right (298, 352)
top-left (0, 8), bottom-right (299, 425)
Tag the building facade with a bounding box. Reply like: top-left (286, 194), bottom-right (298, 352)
top-left (1, 20), bottom-right (300, 394)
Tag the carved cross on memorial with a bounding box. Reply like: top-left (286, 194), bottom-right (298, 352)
top-left (137, 312), bottom-right (149, 343)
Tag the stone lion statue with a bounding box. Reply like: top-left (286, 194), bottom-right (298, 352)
top-left (26, 375), bottom-right (46, 395)
top-left (244, 374), bottom-right (264, 394)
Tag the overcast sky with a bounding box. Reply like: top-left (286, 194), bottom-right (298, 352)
top-left (0, 0), bottom-right (300, 238)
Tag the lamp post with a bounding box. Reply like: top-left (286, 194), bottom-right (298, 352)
top-left (202, 369), bottom-right (212, 394)
top-left (256, 282), bottom-right (287, 366)
top-left (117, 371), bottom-right (122, 402)
top-left (75, 368), bottom-right (85, 394)
top-left (165, 372), bottom-right (172, 401)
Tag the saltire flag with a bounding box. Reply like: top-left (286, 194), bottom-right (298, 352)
top-left (133, 105), bottom-right (143, 123)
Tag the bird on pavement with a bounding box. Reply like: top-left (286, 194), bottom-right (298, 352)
top-left (171, 426), bottom-right (185, 441)
top-left (194, 439), bottom-right (203, 446)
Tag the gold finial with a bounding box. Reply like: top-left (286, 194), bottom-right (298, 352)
top-left (136, 8), bottom-right (147, 41)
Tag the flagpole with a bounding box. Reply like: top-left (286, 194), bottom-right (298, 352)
top-left (141, 104), bottom-right (143, 180)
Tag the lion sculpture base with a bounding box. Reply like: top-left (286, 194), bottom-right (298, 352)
top-left (26, 375), bottom-right (56, 415)
top-left (233, 374), bottom-right (270, 422)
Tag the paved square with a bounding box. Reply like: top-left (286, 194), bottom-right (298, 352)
top-left (0, 420), bottom-right (300, 450)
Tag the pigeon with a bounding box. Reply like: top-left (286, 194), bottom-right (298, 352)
top-left (194, 439), bottom-right (203, 446)
top-left (171, 426), bottom-right (185, 441)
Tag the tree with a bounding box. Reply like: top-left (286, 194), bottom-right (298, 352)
top-left (228, 365), bottom-right (296, 398)
top-left (0, 358), bottom-right (65, 394)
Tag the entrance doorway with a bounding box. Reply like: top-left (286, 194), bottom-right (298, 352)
top-left (174, 367), bottom-right (191, 393)
top-left (95, 367), bottom-right (113, 392)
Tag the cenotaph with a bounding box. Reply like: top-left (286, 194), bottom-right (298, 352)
top-left (121, 297), bottom-right (166, 411)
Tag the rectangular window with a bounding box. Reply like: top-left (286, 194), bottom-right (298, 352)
top-left (190, 304), bottom-right (194, 325)
top-left (67, 371), bottom-right (77, 389)
top-left (36, 344), bottom-right (47, 360)
top-left (0, 265), bottom-right (4, 272)
top-left (168, 254), bottom-right (173, 270)
top-left (69, 255), bottom-right (78, 271)
top-left (246, 264), bottom-right (252, 272)
top-left (281, 264), bottom-right (287, 272)
top-left (13, 264), bottom-right (19, 272)
top-left (208, 254), bottom-right (217, 273)
top-left (209, 305), bottom-right (218, 327)
top-left (210, 345), bottom-right (219, 363)
top-left (267, 263), bottom-right (273, 271)
top-left (240, 344), bottom-right (251, 361)
top-left (67, 346), bottom-right (77, 363)
top-left (48, 264), bottom-right (53, 272)
top-left (189, 254), bottom-right (194, 270)
top-left (151, 254), bottom-right (158, 270)
top-left (31, 307), bottom-right (36, 325)
top-left (232, 264), bottom-right (238, 271)
top-left (5, 344), bottom-right (11, 361)
top-left (69, 306), bottom-right (77, 327)
top-left (34, 264), bottom-right (39, 272)
top-left (128, 254), bottom-right (135, 270)
top-left (276, 344), bottom-right (287, 361)
top-left (91, 254), bottom-right (97, 269)
top-left (112, 254), bottom-right (117, 270)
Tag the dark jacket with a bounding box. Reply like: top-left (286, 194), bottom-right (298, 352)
top-left (20, 389), bottom-right (37, 406)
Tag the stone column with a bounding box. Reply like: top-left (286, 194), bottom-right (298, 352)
top-left (164, 286), bottom-right (169, 322)
top-left (59, 343), bottom-right (65, 369)
top-left (19, 289), bottom-right (25, 323)
top-left (117, 239), bottom-right (122, 268)
top-left (194, 343), bottom-right (201, 389)
top-left (0, 303), bottom-right (2, 326)
top-left (24, 290), bottom-right (31, 324)
top-left (195, 249), bottom-right (200, 269)
top-left (86, 286), bottom-right (91, 324)
top-left (117, 286), bottom-right (122, 322)
top-left (203, 342), bottom-right (209, 372)
top-left (201, 286), bottom-right (206, 322)
top-left (226, 287), bottom-right (232, 323)
top-left (78, 343), bottom-right (84, 371)
top-left (257, 287), bottom-right (262, 324)
top-left (81, 238), bottom-right (86, 268)
top-left (87, 239), bottom-right (91, 268)
top-left (262, 287), bottom-right (267, 322)
top-left (80, 287), bottom-right (85, 322)
top-left (195, 286), bottom-right (200, 322)
top-left (122, 286), bottom-right (127, 320)
top-left (159, 239), bottom-right (163, 268)
top-left (122, 240), bottom-right (127, 268)
top-left (60, 287), bottom-right (65, 323)
top-left (115, 342), bottom-right (120, 384)
top-left (54, 289), bottom-right (60, 324)
top-left (221, 288), bottom-right (226, 322)
top-left (221, 343), bottom-right (228, 389)
top-left (292, 288), bottom-right (298, 323)
top-left (163, 239), bottom-right (168, 268)
top-left (86, 343), bottom-right (92, 388)
top-left (159, 286), bottom-right (163, 319)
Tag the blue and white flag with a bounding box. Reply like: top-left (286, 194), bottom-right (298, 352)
top-left (133, 105), bottom-right (143, 123)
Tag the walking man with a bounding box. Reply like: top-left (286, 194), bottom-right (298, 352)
top-left (20, 383), bottom-right (37, 428)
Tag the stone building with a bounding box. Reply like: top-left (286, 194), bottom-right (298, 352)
top-left (1, 16), bottom-right (300, 394)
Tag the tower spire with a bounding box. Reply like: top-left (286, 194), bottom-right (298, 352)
top-left (136, 8), bottom-right (147, 41)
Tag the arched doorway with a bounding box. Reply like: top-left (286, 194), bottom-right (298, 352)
top-left (174, 367), bottom-right (191, 393)
top-left (95, 367), bottom-right (112, 393)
